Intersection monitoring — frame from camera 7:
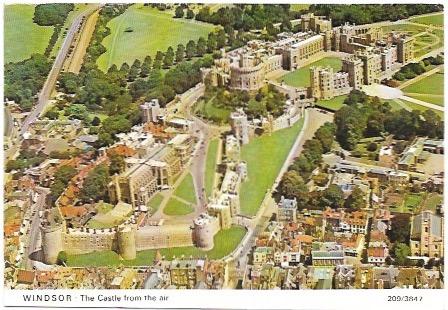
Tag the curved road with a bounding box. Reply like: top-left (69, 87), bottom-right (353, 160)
top-left (20, 5), bottom-right (101, 136)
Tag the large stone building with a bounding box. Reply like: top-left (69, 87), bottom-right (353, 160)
top-left (410, 210), bottom-right (444, 258)
top-left (108, 134), bottom-right (195, 208)
top-left (309, 66), bottom-right (351, 100)
top-left (229, 109), bottom-right (250, 145)
top-left (205, 12), bottom-right (415, 102)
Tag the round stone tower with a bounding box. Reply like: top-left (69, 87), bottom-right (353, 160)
top-left (40, 222), bottom-right (64, 265)
top-left (193, 213), bottom-right (215, 251)
top-left (117, 225), bottom-right (137, 260)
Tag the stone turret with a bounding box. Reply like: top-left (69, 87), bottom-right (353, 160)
top-left (40, 209), bottom-right (65, 265)
top-left (193, 213), bottom-right (216, 251)
top-left (117, 225), bottom-right (137, 260)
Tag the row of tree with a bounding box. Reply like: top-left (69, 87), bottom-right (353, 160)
top-left (195, 5), bottom-right (295, 32)
top-left (393, 55), bottom-right (444, 81)
top-left (334, 90), bottom-right (444, 150)
top-left (308, 4), bottom-right (443, 27)
top-left (33, 3), bottom-right (74, 26)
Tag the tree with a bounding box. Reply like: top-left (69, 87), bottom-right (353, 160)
top-left (345, 186), bottom-right (365, 209)
top-left (387, 214), bottom-right (411, 243)
top-left (321, 184), bottom-right (344, 208)
top-left (91, 116), bottom-right (101, 126)
top-left (174, 6), bottom-right (184, 18)
top-left (314, 123), bottom-right (335, 153)
top-left (109, 153), bottom-right (126, 175)
top-left (367, 142), bottom-right (378, 152)
top-left (186, 9), bottom-right (194, 19)
top-left (64, 104), bottom-right (89, 122)
top-left (80, 164), bottom-right (110, 202)
top-left (176, 44), bottom-right (185, 63)
top-left (216, 29), bottom-right (227, 49)
top-left (50, 165), bottom-right (77, 201)
top-left (207, 33), bottom-right (217, 52)
top-left (186, 40), bottom-right (196, 59)
top-left (57, 251), bottom-right (68, 266)
top-left (163, 47), bottom-right (174, 68)
top-left (197, 37), bottom-right (207, 56)
top-left (392, 242), bottom-right (411, 266)
top-left (278, 171), bottom-right (309, 208)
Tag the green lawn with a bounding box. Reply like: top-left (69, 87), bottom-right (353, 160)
top-left (163, 198), bottom-right (194, 216)
top-left (381, 23), bottom-right (427, 36)
top-left (405, 93), bottom-right (444, 106)
top-left (403, 193), bottom-right (424, 210)
top-left (174, 173), bottom-right (196, 204)
top-left (97, 4), bottom-right (215, 71)
top-left (422, 193), bottom-right (443, 211)
top-left (4, 4), bottom-right (54, 63)
top-left (147, 193), bottom-right (164, 213)
top-left (279, 57), bottom-right (343, 88)
top-left (194, 98), bottom-right (232, 124)
top-left (66, 225), bottom-right (246, 266)
top-left (315, 95), bottom-right (347, 111)
top-left (4, 206), bottom-right (21, 222)
top-left (411, 13), bottom-right (444, 27)
top-left (403, 72), bottom-right (444, 96)
top-left (240, 118), bottom-right (305, 216)
top-left (95, 202), bottom-right (114, 214)
top-left (205, 139), bottom-right (219, 197)
top-left (291, 4), bottom-right (310, 11)
top-left (401, 100), bottom-right (443, 118)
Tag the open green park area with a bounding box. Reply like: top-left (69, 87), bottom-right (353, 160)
top-left (400, 99), bottom-right (443, 118)
top-left (240, 118), bottom-right (305, 216)
top-left (66, 225), bottom-right (246, 266)
top-left (162, 173), bottom-right (196, 216)
top-left (163, 198), bottom-right (194, 216)
top-left (410, 13), bottom-right (444, 27)
top-left (315, 95), bottom-right (347, 111)
top-left (147, 193), bottom-right (164, 213)
top-left (194, 97), bottom-right (232, 124)
top-left (279, 57), bottom-right (343, 88)
top-left (205, 139), bottom-right (219, 197)
top-left (96, 4), bottom-right (215, 71)
top-left (4, 5), bottom-right (54, 63)
top-left (402, 72), bottom-right (444, 106)
top-left (174, 173), bottom-right (196, 204)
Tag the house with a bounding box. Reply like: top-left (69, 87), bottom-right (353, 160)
top-left (311, 242), bottom-right (345, 266)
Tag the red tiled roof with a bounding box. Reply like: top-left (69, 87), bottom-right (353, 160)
top-left (17, 269), bottom-right (35, 284)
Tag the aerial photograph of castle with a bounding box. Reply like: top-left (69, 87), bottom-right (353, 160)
top-left (3, 3), bottom-right (445, 290)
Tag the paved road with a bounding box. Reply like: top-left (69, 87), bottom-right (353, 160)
top-left (400, 95), bottom-right (444, 111)
top-left (23, 187), bottom-right (49, 270)
top-left (225, 108), bottom-right (335, 280)
top-left (20, 5), bottom-right (100, 136)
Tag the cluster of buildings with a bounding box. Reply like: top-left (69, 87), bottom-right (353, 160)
top-left (5, 258), bottom-right (227, 289)
top-left (203, 13), bottom-right (415, 101)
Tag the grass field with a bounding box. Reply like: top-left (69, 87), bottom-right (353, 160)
top-left (315, 95), bottom-right (347, 111)
top-left (66, 225), bottom-right (246, 266)
top-left (381, 23), bottom-right (427, 36)
top-left (194, 97), bottom-right (232, 124)
top-left (240, 118), bottom-right (304, 216)
top-left (410, 13), bottom-right (444, 27)
top-left (422, 193), bottom-right (443, 211)
top-left (205, 139), bottom-right (219, 197)
top-left (4, 4), bottom-right (54, 63)
top-left (401, 100), bottom-right (443, 118)
top-left (97, 4), bottom-right (215, 71)
top-left (163, 198), bottom-right (194, 216)
top-left (147, 193), bottom-right (164, 213)
top-left (174, 173), bottom-right (196, 204)
top-left (279, 57), bottom-right (343, 88)
top-left (403, 72), bottom-right (444, 95)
